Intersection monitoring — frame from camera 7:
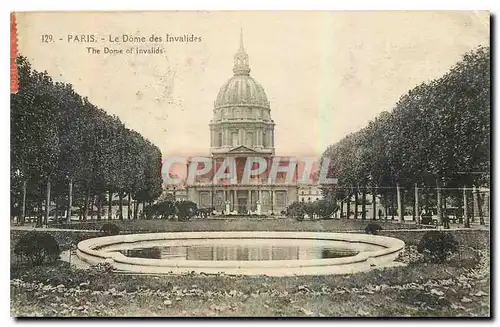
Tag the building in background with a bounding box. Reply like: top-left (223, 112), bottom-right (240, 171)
top-left (163, 184), bottom-right (187, 202)
top-left (186, 31), bottom-right (299, 215)
top-left (298, 185), bottom-right (323, 203)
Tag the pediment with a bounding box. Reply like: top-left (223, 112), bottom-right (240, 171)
top-left (228, 145), bottom-right (256, 153)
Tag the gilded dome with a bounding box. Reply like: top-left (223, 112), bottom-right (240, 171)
top-left (215, 75), bottom-right (269, 108)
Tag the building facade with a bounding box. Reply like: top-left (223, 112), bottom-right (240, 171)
top-left (186, 32), bottom-right (299, 215)
top-left (298, 185), bottom-right (323, 203)
top-left (162, 184), bottom-right (187, 202)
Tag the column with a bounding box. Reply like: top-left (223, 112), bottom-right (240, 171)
top-left (272, 190), bottom-right (276, 214)
top-left (247, 189), bottom-right (251, 214)
top-left (233, 190), bottom-right (237, 212)
top-left (225, 188), bottom-right (230, 214)
top-left (258, 190), bottom-right (262, 214)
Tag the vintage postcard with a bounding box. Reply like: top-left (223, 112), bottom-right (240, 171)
top-left (10, 11), bottom-right (490, 318)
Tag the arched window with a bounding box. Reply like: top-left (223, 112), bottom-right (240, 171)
top-left (263, 131), bottom-right (267, 147)
top-left (217, 132), bottom-right (222, 147)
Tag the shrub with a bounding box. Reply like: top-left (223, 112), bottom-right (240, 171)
top-left (313, 199), bottom-right (338, 219)
top-left (100, 223), bottom-right (120, 236)
top-left (365, 223), bottom-right (383, 235)
top-left (176, 200), bottom-right (198, 221)
top-left (14, 231), bottom-right (61, 266)
top-left (395, 245), bottom-right (424, 264)
top-left (417, 231), bottom-right (459, 263)
top-left (286, 201), bottom-right (307, 221)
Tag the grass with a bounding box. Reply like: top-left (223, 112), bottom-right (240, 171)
top-left (10, 221), bottom-right (491, 317)
top-left (50, 217), bottom-right (432, 233)
top-left (11, 252), bottom-right (490, 317)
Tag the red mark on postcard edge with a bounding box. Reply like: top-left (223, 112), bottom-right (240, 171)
top-left (11, 12), bottom-right (18, 94)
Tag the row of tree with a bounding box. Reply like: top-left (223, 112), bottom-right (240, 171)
top-left (321, 46), bottom-right (490, 223)
top-left (11, 56), bottom-right (163, 224)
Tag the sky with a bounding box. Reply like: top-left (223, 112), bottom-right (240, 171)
top-left (16, 11), bottom-right (489, 158)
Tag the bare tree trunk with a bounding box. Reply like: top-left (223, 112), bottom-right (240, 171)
top-left (414, 183), bottom-right (419, 224)
top-left (54, 203), bottom-right (59, 222)
top-left (391, 189), bottom-right (395, 220)
top-left (383, 192), bottom-right (388, 221)
top-left (90, 195), bottom-right (95, 220)
top-left (38, 189), bottom-right (43, 227)
top-left (372, 188), bottom-right (376, 220)
top-left (45, 178), bottom-right (51, 226)
top-left (464, 186), bottom-right (470, 228)
top-left (396, 183), bottom-right (403, 223)
top-left (346, 193), bottom-right (351, 219)
top-left (474, 186), bottom-right (484, 224)
top-left (97, 193), bottom-right (102, 221)
top-left (118, 192), bottom-right (124, 220)
top-left (127, 193), bottom-right (132, 220)
top-left (354, 187), bottom-right (359, 219)
top-left (133, 199), bottom-right (138, 219)
top-left (108, 190), bottom-right (113, 220)
top-left (83, 184), bottom-right (90, 221)
top-left (470, 186), bottom-right (475, 222)
top-left (141, 200), bottom-right (146, 219)
top-left (361, 186), bottom-right (366, 220)
top-left (21, 180), bottom-right (26, 225)
top-left (67, 179), bottom-right (73, 224)
top-left (443, 190), bottom-right (448, 225)
top-left (437, 181), bottom-right (442, 225)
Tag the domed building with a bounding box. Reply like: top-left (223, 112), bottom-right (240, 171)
top-left (186, 31), bottom-right (298, 215)
top-left (210, 31), bottom-right (275, 157)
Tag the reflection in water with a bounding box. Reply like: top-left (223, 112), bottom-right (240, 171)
top-left (120, 244), bottom-right (358, 261)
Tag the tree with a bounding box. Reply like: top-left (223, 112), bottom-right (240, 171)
top-left (11, 56), bottom-right (165, 224)
top-left (321, 46), bottom-right (490, 220)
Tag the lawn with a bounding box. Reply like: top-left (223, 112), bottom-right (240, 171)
top-left (10, 220), bottom-right (491, 317)
top-left (51, 216), bottom-right (432, 233)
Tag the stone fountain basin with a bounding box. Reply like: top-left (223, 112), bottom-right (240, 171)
top-left (77, 231), bottom-right (405, 276)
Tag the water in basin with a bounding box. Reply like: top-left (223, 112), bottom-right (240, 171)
top-left (117, 242), bottom-right (359, 261)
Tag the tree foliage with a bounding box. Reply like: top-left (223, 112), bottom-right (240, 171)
top-left (322, 46), bottom-right (490, 208)
top-left (11, 56), bottom-right (163, 221)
